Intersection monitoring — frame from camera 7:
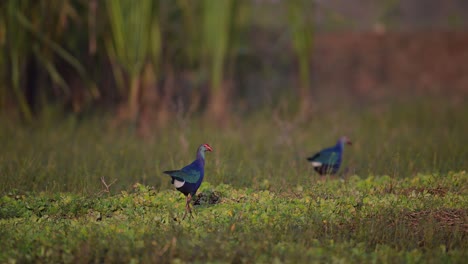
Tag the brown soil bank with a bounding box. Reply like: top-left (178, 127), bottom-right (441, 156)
top-left (313, 31), bottom-right (468, 97)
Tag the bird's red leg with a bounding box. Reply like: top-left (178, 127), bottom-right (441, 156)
top-left (182, 193), bottom-right (193, 220)
top-left (187, 193), bottom-right (194, 218)
top-left (182, 195), bottom-right (189, 220)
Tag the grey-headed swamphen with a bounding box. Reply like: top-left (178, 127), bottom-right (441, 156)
top-left (164, 143), bottom-right (213, 219)
top-left (307, 136), bottom-right (352, 175)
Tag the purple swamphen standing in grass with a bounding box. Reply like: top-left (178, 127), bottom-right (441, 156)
top-left (164, 143), bottom-right (213, 219)
top-left (307, 136), bottom-right (352, 175)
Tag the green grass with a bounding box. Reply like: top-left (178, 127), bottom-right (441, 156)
top-left (0, 96), bottom-right (467, 262)
top-left (0, 173), bottom-right (466, 263)
top-left (0, 97), bottom-right (466, 194)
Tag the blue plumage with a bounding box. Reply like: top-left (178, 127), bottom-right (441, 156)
top-left (164, 143), bottom-right (213, 219)
top-left (307, 136), bottom-right (352, 175)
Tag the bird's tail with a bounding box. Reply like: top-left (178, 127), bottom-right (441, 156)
top-left (163, 170), bottom-right (180, 175)
top-left (307, 153), bottom-right (320, 162)
top-left (163, 170), bottom-right (179, 183)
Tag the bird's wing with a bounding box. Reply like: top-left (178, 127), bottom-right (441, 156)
top-left (308, 148), bottom-right (340, 165)
top-left (163, 166), bottom-right (201, 184)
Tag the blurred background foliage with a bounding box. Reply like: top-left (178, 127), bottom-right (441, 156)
top-left (0, 0), bottom-right (467, 128)
top-left (0, 0), bottom-right (468, 193)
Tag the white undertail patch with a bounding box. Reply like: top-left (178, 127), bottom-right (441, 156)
top-left (311, 161), bottom-right (322, 167)
top-left (173, 179), bottom-right (185, 188)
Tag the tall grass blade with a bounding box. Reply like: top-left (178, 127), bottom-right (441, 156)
top-left (34, 46), bottom-right (70, 96)
top-left (287, 0), bottom-right (314, 115)
top-left (15, 13), bottom-right (88, 85)
top-left (105, 0), bottom-right (155, 121)
top-left (202, 0), bottom-right (233, 91)
top-left (5, 1), bottom-right (32, 120)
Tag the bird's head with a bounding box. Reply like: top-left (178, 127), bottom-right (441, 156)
top-left (200, 143), bottom-right (213, 152)
top-left (339, 136), bottom-right (352, 146)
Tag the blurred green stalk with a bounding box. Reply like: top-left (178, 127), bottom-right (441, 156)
top-left (287, 0), bottom-right (314, 115)
top-left (4, 0), bottom-right (32, 121)
top-left (106, 0), bottom-right (158, 122)
top-left (200, 0), bottom-right (234, 119)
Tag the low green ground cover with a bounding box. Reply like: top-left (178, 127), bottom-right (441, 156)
top-left (1, 172), bottom-right (466, 263)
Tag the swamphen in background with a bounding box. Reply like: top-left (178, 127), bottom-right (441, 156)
top-left (307, 136), bottom-right (352, 175)
top-left (164, 143), bottom-right (213, 219)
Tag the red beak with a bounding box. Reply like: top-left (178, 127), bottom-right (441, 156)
top-left (204, 144), bottom-right (213, 152)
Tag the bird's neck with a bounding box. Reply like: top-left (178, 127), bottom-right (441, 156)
top-left (336, 141), bottom-right (345, 149)
top-left (196, 151), bottom-right (206, 166)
